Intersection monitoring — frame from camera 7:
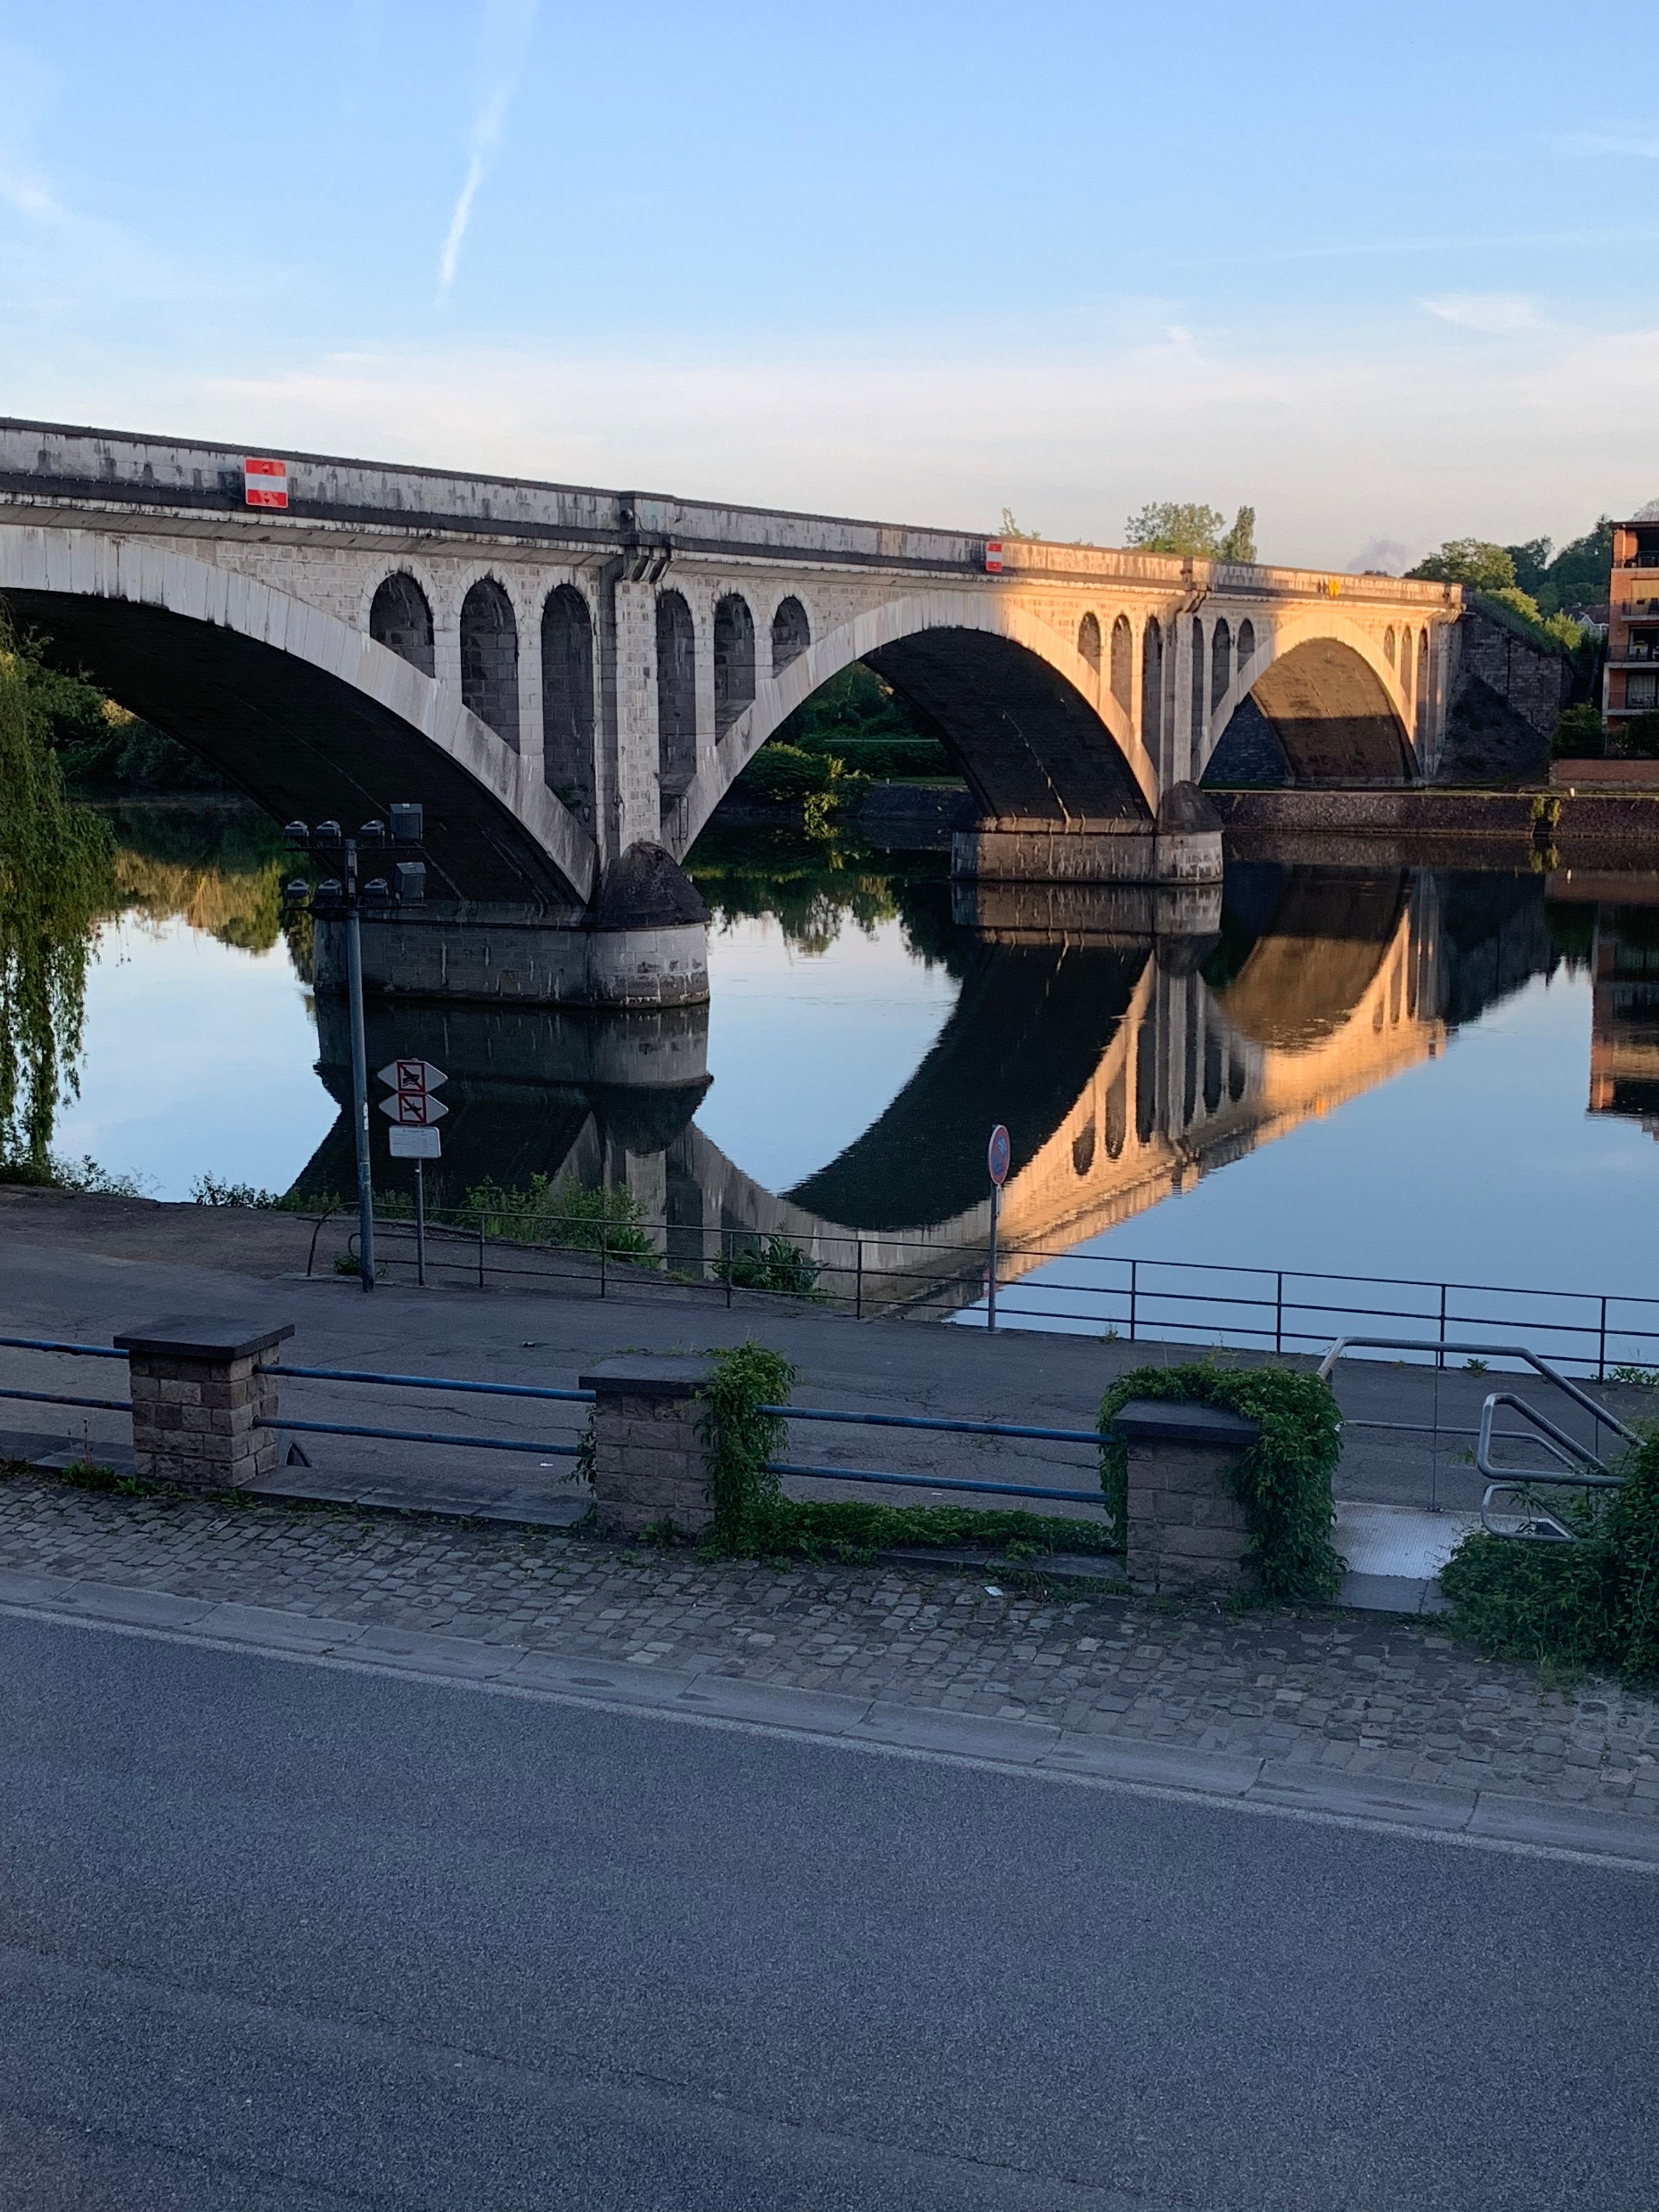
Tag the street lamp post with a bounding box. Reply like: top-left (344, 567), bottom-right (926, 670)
top-left (283, 806), bottom-right (427, 1294)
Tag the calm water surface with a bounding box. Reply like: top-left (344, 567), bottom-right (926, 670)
top-left (46, 823), bottom-right (1659, 1324)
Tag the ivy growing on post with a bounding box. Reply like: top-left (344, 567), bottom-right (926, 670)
top-left (0, 618), bottom-right (114, 1178)
top-left (1097, 1362), bottom-right (1345, 1600)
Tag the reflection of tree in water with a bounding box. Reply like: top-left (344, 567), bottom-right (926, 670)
top-left (103, 802), bottom-right (311, 968)
top-left (0, 630), bottom-right (114, 1172)
top-left (0, 760), bottom-right (317, 1172)
top-left (686, 828), bottom-right (966, 974)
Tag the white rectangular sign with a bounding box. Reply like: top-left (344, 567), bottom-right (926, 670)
top-left (388, 1125), bottom-right (442, 1158)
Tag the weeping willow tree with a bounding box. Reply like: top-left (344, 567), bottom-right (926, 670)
top-left (0, 619), bottom-right (115, 1177)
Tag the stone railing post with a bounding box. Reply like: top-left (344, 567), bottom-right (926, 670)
top-left (578, 1355), bottom-right (715, 1539)
top-left (113, 1317), bottom-right (294, 1490)
top-left (1111, 1397), bottom-right (1261, 1595)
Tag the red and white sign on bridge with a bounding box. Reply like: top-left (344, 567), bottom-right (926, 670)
top-left (242, 456), bottom-right (288, 510)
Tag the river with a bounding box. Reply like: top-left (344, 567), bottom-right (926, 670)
top-left (29, 805), bottom-right (1659, 1356)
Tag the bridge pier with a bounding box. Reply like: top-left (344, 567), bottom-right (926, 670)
top-left (951, 785), bottom-right (1223, 893)
top-left (313, 843), bottom-right (709, 1010)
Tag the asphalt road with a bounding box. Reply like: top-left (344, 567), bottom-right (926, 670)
top-left (3, 1616), bottom-right (1656, 2211)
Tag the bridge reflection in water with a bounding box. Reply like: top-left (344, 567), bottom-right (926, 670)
top-left (300, 864), bottom-right (1558, 1315)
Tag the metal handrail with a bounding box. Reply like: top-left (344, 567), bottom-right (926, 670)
top-left (1317, 1336), bottom-right (1640, 1444)
top-left (1475, 1391), bottom-right (1622, 1485)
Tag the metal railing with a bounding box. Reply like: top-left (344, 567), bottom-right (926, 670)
top-left (1318, 1333), bottom-right (1643, 1536)
top-left (1, 1338), bottom-right (1111, 1521)
top-left (311, 1204), bottom-right (1659, 1382)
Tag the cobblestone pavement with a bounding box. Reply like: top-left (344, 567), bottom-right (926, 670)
top-left (5, 1472), bottom-right (1658, 1822)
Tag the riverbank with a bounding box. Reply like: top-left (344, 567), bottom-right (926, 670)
top-left (1211, 783), bottom-right (1659, 856)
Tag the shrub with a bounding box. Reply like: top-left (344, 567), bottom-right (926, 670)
top-left (716, 1233), bottom-right (823, 1299)
top-left (1551, 702), bottom-right (1605, 759)
top-left (1096, 1361), bottom-right (1345, 1599)
top-left (458, 1173), bottom-right (657, 1260)
top-left (1616, 709), bottom-right (1659, 760)
top-left (1441, 1425), bottom-right (1659, 1681)
top-left (697, 1341), bottom-right (797, 1552)
top-left (191, 1172), bottom-right (282, 1207)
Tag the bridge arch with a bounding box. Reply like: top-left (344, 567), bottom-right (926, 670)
top-left (665, 589), bottom-right (1159, 859)
top-left (0, 524), bottom-right (596, 903)
top-left (1201, 608), bottom-right (1417, 787)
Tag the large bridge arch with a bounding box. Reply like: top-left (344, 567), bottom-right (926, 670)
top-left (0, 526), bottom-right (597, 903)
top-left (1200, 608), bottom-right (1418, 786)
top-left (664, 591), bottom-right (1159, 858)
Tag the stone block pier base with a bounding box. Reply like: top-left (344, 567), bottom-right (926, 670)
top-left (1113, 1397), bottom-right (1262, 1595)
top-left (578, 1356), bottom-right (715, 1541)
top-left (112, 1317), bottom-right (294, 1489)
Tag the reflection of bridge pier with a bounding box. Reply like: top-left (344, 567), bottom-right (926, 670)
top-left (295, 998), bottom-right (709, 1211)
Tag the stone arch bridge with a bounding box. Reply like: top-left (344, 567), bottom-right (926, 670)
top-left (1, 416), bottom-right (1461, 1003)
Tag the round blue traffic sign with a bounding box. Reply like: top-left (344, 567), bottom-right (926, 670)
top-left (988, 1124), bottom-right (1011, 1187)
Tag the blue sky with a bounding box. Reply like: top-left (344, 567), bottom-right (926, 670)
top-left (1, 1), bottom-right (1654, 565)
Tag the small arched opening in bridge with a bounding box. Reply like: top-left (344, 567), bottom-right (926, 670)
top-left (1077, 611), bottom-right (1101, 676)
top-left (1399, 626), bottom-right (1414, 709)
top-left (1417, 629), bottom-right (1430, 743)
top-left (369, 573), bottom-right (435, 678)
top-left (770, 596), bottom-right (810, 675)
top-left (460, 578), bottom-right (519, 750)
top-left (860, 627), bottom-right (1152, 823)
top-left (541, 585), bottom-right (595, 825)
top-left (714, 595), bottom-right (756, 738)
top-left (1384, 625), bottom-right (1396, 669)
top-left (1110, 614), bottom-right (1133, 714)
top-left (656, 591), bottom-right (697, 795)
top-left (1189, 618), bottom-right (1206, 757)
top-left (1210, 618), bottom-right (1232, 713)
top-left (1141, 617), bottom-right (1163, 749)
top-left (1204, 635), bottom-right (1416, 789)
top-left (1237, 619), bottom-right (1255, 677)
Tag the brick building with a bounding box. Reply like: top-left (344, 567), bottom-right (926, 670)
top-left (1604, 499), bottom-right (1659, 730)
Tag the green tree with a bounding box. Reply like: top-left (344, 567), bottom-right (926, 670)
top-left (1537, 518), bottom-right (1615, 616)
top-left (1407, 539), bottom-right (1518, 591)
top-left (1504, 537), bottom-right (1553, 597)
top-left (0, 618), bottom-right (114, 1175)
top-left (1217, 504), bottom-right (1257, 563)
top-left (1125, 500), bottom-right (1256, 561)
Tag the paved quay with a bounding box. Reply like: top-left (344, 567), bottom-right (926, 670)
top-left (4, 1471), bottom-right (1658, 1854)
top-left (2, 1189), bottom-right (1648, 1519)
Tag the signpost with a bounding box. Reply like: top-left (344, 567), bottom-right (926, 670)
top-left (986, 1122), bottom-right (1010, 1333)
top-left (379, 1059), bottom-right (448, 1285)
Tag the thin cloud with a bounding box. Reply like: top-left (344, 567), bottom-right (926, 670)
top-left (437, 0), bottom-right (539, 298)
top-left (1420, 294), bottom-right (1546, 336)
top-left (1554, 130), bottom-right (1659, 160)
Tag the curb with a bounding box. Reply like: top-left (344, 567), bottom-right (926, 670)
top-left (4, 1566), bottom-right (1658, 1870)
